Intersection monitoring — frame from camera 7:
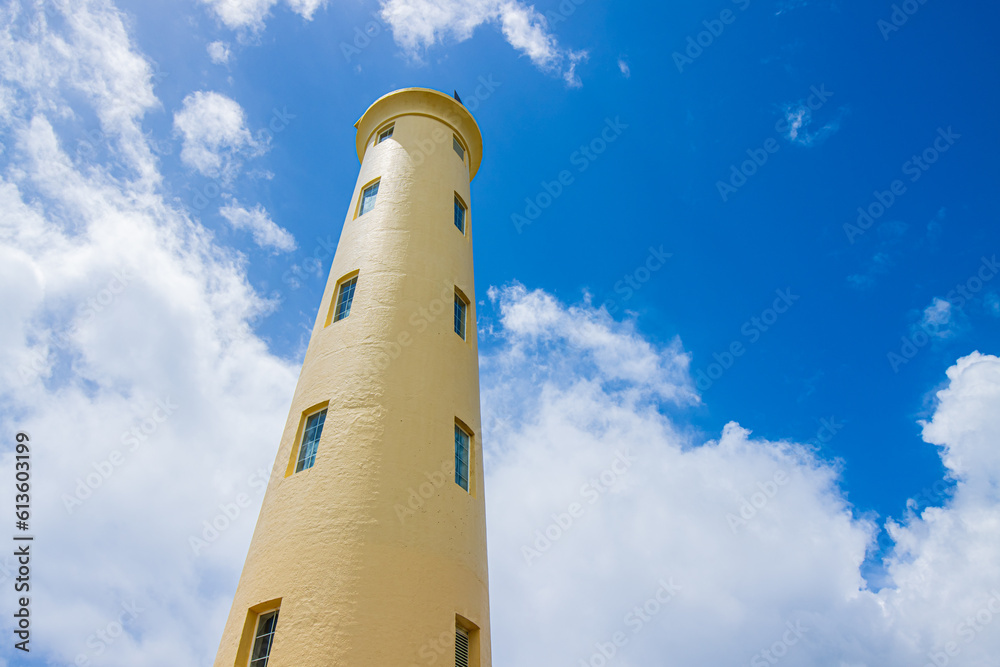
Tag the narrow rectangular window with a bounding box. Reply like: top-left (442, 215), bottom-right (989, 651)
top-left (454, 424), bottom-right (470, 492)
top-left (249, 609), bottom-right (279, 667)
top-left (452, 135), bottom-right (465, 161)
top-left (295, 409), bottom-right (327, 472)
top-left (334, 276), bottom-right (358, 322)
top-left (454, 196), bottom-right (466, 234)
top-left (377, 125), bottom-right (394, 144)
top-left (454, 292), bottom-right (467, 339)
top-left (359, 181), bottom-right (379, 216)
top-left (455, 625), bottom-right (470, 667)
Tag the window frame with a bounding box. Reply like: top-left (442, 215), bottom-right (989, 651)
top-left (286, 402), bottom-right (330, 477)
top-left (333, 275), bottom-right (358, 323)
top-left (294, 408), bottom-right (327, 473)
top-left (454, 421), bottom-right (472, 493)
top-left (452, 135), bottom-right (465, 161)
top-left (455, 614), bottom-right (481, 667)
top-left (357, 179), bottom-right (380, 217)
top-left (453, 194), bottom-right (467, 234)
top-left (325, 271), bottom-right (360, 327)
top-left (453, 288), bottom-right (469, 340)
top-left (235, 599), bottom-right (282, 667)
top-left (376, 124), bottom-right (394, 144)
top-left (249, 609), bottom-right (279, 667)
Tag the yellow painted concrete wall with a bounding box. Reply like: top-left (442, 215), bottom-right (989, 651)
top-left (213, 88), bottom-right (491, 667)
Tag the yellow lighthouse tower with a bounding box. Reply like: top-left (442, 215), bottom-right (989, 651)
top-left (213, 88), bottom-right (491, 667)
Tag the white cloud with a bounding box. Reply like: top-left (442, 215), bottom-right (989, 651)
top-left (0, 0), bottom-right (161, 183)
top-left (919, 296), bottom-right (961, 339)
top-left (173, 90), bottom-right (264, 181)
top-left (561, 48), bottom-right (588, 88)
top-left (199, 0), bottom-right (326, 32)
top-left (378, 0), bottom-right (587, 86)
top-left (617, 56), bottom-right (631, 78)
top-left (207, 40), bottom-right (231, 64)
top-left (780, 104), bottom-right (844, 147)
top-left (219, 200), bottom-right (296, 252)
top-left (4, 1), bottom-right (1000, 665)
top-left (0, 2), bottom-right (295, 664)
top-left (883, 351), bottom-right (1000, 660)
top-left (482, 285), bottom-right (1000, 665)
top-left (913, 297), bottom-right (969, 340)
top-left (486, 283), bottom-right (697, 405)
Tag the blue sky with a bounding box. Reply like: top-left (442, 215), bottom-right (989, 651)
top-left (124, 0), bottom-right (997, 525)
top-left (2, 0), bottom-right (1000, 665)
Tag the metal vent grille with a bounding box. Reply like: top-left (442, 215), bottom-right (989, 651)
top-left (455, 626), bottom-right (470, 667)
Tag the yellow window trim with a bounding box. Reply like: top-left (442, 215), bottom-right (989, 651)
top-left (325, 270), bottom-right (360, 327)
top-left (284, 401), bottom-right (330, 478)
top-left (234, 598), bottom-right (282, 667)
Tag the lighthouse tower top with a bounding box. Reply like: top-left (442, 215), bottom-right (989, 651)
top-left (354, 87), bottom-right (484, 180)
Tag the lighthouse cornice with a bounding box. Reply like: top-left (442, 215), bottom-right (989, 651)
top-left (354, 87), bottom-right (484, 179)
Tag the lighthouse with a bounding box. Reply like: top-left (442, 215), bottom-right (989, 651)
top-left (213, 88), bottom-right (491, 667)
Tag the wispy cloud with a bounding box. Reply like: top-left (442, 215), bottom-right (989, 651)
top-left (847, 221), bottom-right (907, 290)
top-left (173, 91), bottom-right (266, 181)
top-left (378, 0), bottom-right (588, 86)
top-left (985, 292), bottom-right (1000, 317)
top-left (220, 200), bottom-right (296, 252)
top-left (199, 0), bottom-right (327, 32)
top-left (927, 206), bottom-right (946, 241)
top-left (917, 296), bottom-right (964, 339)
top-left (617, 56), bottom-right (630, 78)
top-left (207, 40), bottom-right (231, 64)
top-left (780, 103), bottom-right (846, 147)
